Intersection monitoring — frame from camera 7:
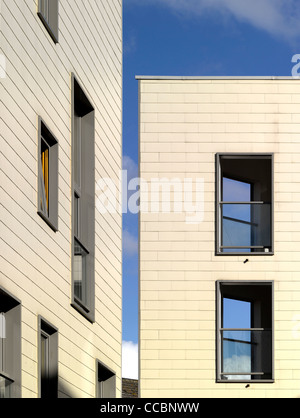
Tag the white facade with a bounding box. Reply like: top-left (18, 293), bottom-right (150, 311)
top-left (138, 77), bottom-right (300, 398)
top-left (0, 0), bottom-right (122, 397)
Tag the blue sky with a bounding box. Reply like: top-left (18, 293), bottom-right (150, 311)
top-left (121, 0), bottom-right (300, 378)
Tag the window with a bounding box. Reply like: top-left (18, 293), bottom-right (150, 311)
top-left (216, 281), bottom-right (274, 383)
top-left (96, 360), bottom-right (116, 398)
top-left (216, 153), bottom-right (273, 255)
top-left (71, 74), bottom-right (95, 322)
top-left (38, 317), bottom-right (58, 398)
top-left (38, 117), bottom-right (59, 231)
top-left (0, 288), bottom-right (21, 398)
top-left (37, 0), bottom-right (59, 43)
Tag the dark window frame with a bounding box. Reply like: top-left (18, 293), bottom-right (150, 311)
top-left (37, 116), bottom-right (59, 232)
top-left (216, 281), bottom-right (274, 383)
top-left (96, 359), bottom-right (116, 398)
top-left (38, 316), bottom-right (58, 399)
top-left (71, 73), bottom-right (95, 323)
top-left (215, 153), bottom-right (274, 256)
top-left (37, 0), bottom-right (59, 44)
top-left (0, 287), bottom-right (21, 398)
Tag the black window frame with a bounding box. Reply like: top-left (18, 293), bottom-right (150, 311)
top-left (216, 281), bottom-right (274, 383)
top-left (216, 153), bottom-right (274, 256)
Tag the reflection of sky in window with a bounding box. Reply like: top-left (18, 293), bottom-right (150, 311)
top-left (223, 298), bottom-right (251, 329)
top-left (222, 178), bottom-right (251, 250)
top-left (222, 298), bottom-right (252, 378)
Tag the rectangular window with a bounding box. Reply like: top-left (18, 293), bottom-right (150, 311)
top-left (38, 317), bottom-right (58, 398)
top-left (38, 117), bottom-right (59, 231)
top-left (96, 360), bottom-right (116, 398)
top-left (216, 153), bottom-right (273, 255)
top-left (71, 74), bottom-right (95, 322)
top-left (37, 0), bottom-right (59, 43)
top-left (216, 281), bottom-right (274, 383)
top-left (0, 288), bottom-right (21, 398)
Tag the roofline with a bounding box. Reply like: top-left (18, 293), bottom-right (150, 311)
top-left (135, 75), bottom-right (297, 80)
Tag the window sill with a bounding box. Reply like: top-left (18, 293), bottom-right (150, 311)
top-left (0, 371), bottom-right (14, 383)
top-left (71, 300), bottom-right (94, 324)
top-left (216, 251), bottom-right (274, 256)
top-left (37, 12), bottom-right (59, 44)
top-left (217, 379), bottom-right (274, 384)
top-left (38, 210), bottom-right (58, 232)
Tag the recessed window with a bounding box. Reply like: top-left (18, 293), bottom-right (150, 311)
top-left (38, 317), bottom-right (58, 398)
top-left (216, 281), bottom-right (274, 383)
top-left (71, 74), bottom-right (95, 322)
top-left (38, 117), bottom-right (59, 232)
top-left (96, 360), bottom-right (116, 398)
top-left (0, 288), bottom-right (21, 398)
top-left (37, 0), bottom-right (59, 44)
top-left (216, 154), bottom-right (273, 255)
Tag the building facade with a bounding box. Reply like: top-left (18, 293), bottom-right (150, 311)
top-left (138, 76), bottom-right (300, 397)
top-left (0, 0), bottom-right (122, 397)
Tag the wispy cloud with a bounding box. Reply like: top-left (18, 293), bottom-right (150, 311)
top-left (122, 340), bottom-right (139, 379)
top-left (123, 229), bottom-right (138, 257)
top-left (124, 31), bottom-right (137, 55)
top-left (123, 155), bottom-right (138, 182)
top-left (126, 0), bottom-right (300, 42)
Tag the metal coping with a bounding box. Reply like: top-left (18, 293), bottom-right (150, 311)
top-left (135, 75), bottom-right (297, 80)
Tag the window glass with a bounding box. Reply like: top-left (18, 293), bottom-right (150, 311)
top-left (40, 137), bottom-right (49, 215)
top-left (40, 0), bottom-right (49, 23)
top-left (74, 239), bottom-right (88, 307)
top-left (38, 118), bottom-right (58, 231)
top-left (74, 112), bottom-right (81, 190)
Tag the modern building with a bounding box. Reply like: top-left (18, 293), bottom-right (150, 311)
top-left (0, 0), bottom-right (122, 397)
top-left (138, 76), bottom-right (300, 397)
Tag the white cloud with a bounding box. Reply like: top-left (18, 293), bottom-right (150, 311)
top-left (123, 229), bottom-right (138, 257)
top-left (126, 0), bottom-right (300, 41)
top-left (223, 354), bottom-right (251, 380)
top-left (122, 341), bottom-right (139, 379)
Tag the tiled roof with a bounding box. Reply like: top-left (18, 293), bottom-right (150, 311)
top-left (122, 378), bottom-right (138, 398)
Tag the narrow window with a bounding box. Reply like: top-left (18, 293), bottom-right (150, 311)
top-left (38, 117), bottom-right (58, 231)
top-left (71, 74), bottom-right (95, 322)
top-left (40, 136), bottom-right (49, 215)
top-left (216, 154), bottom-right (273, 255)
top-left (0, 288), bottom-right (21, 398)
top-left (39, 317), bottom-right (58, 399)
top-left (37, 0), bottom-right (59, 44)
top-left (96, 360), bottom-right (116, 398)
top-left (217, 281), bottom-right (274, 382)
